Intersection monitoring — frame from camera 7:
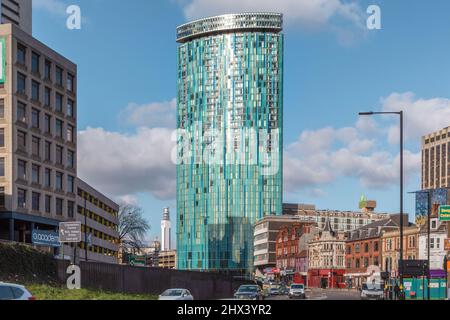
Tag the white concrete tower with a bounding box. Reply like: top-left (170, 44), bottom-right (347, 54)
top-left (161, 208), bottom-right (171, 251)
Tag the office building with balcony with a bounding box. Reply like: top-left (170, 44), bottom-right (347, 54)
top-left (0, 23), bottom-right (78, 244)
top-left (176, 13), bottom-right (284, 273)
top-left (75, 178), bottom-right (119, 264)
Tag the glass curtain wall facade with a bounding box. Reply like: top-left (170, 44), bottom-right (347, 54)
top-left (176, 13), bottom-right (284, 274)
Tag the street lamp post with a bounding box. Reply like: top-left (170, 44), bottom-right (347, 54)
top-left (359, 111), bottom-right (404, 294)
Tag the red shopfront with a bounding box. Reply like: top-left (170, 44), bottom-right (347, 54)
top-left (308, 269), bottom-right (346, 289)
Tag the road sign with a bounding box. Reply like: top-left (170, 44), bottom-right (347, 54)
top-left (129, 255), bottom-right (146, 267)
top-left (59, 221), bottom-right (81, 243)
top-left (400, 260), bottom-right (429, 277)
top-left (32, 229), bottom-right (60, 247)
top-left (439, 205), bottom-right (450, 222)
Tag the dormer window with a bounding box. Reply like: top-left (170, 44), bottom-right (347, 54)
top-left (431, 219), bottom-right (438, 230)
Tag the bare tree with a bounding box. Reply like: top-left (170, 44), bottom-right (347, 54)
top-left (118, 204), bottom-right (150, 262)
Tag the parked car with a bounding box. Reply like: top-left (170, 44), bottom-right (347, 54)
top-left (158, 288), bottom-right (194, 300)
top-left (0, 282), bottom-right (35, 300)
top-left (234, 285), bottom-right (264, 300)
top-left (360, 283), bottom-right (384, 300)
top-left (288, 283), bottom-right (306, 299)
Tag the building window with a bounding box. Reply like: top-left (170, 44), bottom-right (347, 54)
top-left (44, 141), bottom-right (51, 161)
top-left (67, 150), bottom-right (75, 168)
top-left (56, 145), bottom-right (63, 165)
top-left (32, 136), bottom-right (40, 157)
top-left (0, 157), bottom-right (4, 176)
top-left (55, 93), bottom-right (63, 112)
top-left (56, 66), bottom-right (63, 87)
top-left (31, 108), bottom-right (40, 128)
top-left (44, 114), bottom-right (51, 134)
top-left (0, 128), bottom-right (4, 148)
top-left (56, 172), bottom-right (63, 191)
top-left (18, 159), bottom-right (27, 180)
top-left (17, 102), bottom-right (27, 122)
top-left (374, 241), bottom-right (379, 252)
top-left (45, 195), bottom-right (51, 213)
top-left (17, 188), bottom-right (26, 208)
top-left (67, 73), bottom-right (74, 92)
top-left (0, 98), bottom-right (4, 118)
top-left (44, 168), bottom-right (51, 188)
top-left (31, 81), bottom-right (40, 101)
top-left (56, 198), bottom-right (63, 216)
top-left (44, 60), bottom-right (52, 80)
top-left (431, 220), bottom-right (437, 230)
top-left (67, 99), bottom-right (74, 117)
top-left (0, 187), bottom-right (5, 208)
top-left (55, 119), bottom-right (63, 137)
top-left (17, 44), bottom-right (26, 65)
top-left (31, 52), bottom-right (40, 74)
top-left (355, 244), bottom-right (360, 253)
top-left (17, 73), bottom-right (26, 95)
top-left (430, 238), bottom-right (435, 249)
top-left (67, 175), bottom-right (74, 193)
top-left (17, 130), bottom-right (27, 149)
top-left (68, 201), bottom-right (74, 218)
top-left (364, 243), bottom-right (369, 253)
top-left (32, 192), bottom-right (40, 211)
top-left (44, 87), bottom-right (51, 107)
top-left (32, 164), bottom-right (40, 184)
top-left (386, 239), bottom-right (392, 251)
top-left (67, 125), bottom-right (74, 143)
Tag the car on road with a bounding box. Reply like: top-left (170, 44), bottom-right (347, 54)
top-left (268, 286), bottom-right (280, 296)
top-left (288, 283), bottom-right (306, 299)
top-left (234, 285), bottom-right (264, 300)
top-left (279, 286), bottom-right (289, 295)
top-left (360, 283), bottom-right (384, 300)
top-left (158, 288), bottom-right (194, 300)
top-left (0, 282), bottom-right (35, 300)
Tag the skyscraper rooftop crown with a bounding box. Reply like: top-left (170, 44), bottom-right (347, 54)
top-left (176, 12), bottom-right (283, 43)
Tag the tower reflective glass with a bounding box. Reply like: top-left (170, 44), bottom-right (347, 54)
top-left (176, 13), bottom-right (284, 274)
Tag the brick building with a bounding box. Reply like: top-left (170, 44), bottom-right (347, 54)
top-left (344, 215), bottom-right (405, 288)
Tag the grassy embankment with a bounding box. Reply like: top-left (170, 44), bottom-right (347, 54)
top-left (0, 241), bottom-right (157, 300)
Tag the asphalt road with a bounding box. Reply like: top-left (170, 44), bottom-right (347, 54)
top-left (265, 289), bottom-right (361, 301)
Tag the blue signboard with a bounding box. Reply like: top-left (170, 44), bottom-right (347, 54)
top-left (32, 229), bottom-right (60, 247)
top-left (415, 188), bottom-right (449, 217)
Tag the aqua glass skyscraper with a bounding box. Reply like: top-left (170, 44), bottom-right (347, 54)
top-left (176, 13), bottom-right (283, 274)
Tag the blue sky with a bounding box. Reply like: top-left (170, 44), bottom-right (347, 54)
top-left (32, 0), bottom-right (450, 244)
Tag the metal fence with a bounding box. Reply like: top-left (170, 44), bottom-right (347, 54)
top-left (57, 260), bottom-right (249, 300)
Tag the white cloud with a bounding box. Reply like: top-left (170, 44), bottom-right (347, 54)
top-left (116, 194), bottom-right (139, 206)
top-left (380, 92), bottom-right (450, 144)
top-left (179, 0), bottom-right (366, 44)
top-left (284, 124), bottom-right (421, 196)
top-left (33, 0), bottom-right (67, 16)
top-left (77, 127), bottom-right (176, 201)
top-left (120, 99), bottom-right (176, 128)
top-left (77, 92), bottom-right (445, 203)
top-left (284, 91), bottom-right (450, 196)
